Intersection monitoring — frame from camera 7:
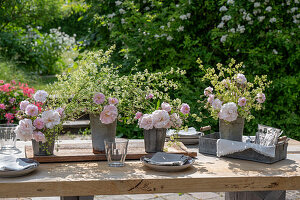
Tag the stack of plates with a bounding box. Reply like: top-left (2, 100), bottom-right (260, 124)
top-left (166, 127), bottom-right (203, 145)
top-left (141, 152), bottom-right (194, 172)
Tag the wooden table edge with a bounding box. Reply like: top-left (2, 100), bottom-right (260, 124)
top-left (0, 176), bottom-right (299, 198)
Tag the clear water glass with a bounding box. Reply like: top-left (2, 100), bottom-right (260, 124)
top-left (0, 124), bottom-right (18, 150)
top-left (104, 138), bottom-right (128, 167)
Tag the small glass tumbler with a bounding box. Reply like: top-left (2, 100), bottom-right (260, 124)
top-left (104, 138), bottom-right (128, 167)
top-left (0, 124), bottom-right (18, 151)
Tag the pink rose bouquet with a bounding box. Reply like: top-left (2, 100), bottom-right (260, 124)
top-left (199, 58), bottom-right (271, 122)
top-left (136, 94), bottom-right (190, 130)
top-left (93, 93), bottom-right (118, 124)
top-left (15, 90), bottom-right (64, 143)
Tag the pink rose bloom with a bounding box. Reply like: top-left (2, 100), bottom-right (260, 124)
top-left (207, 94), bottom-right (215, 104)
top-left (219, 102), bottom-right (238, 122)
top-left (152, 110), bottom-right (170, 128)
top-left (135, 112), bottom-right (143, 119)
top-left (11, 80), bottom-right (16, 85)
top-left (236, 73), bottom-right (247, 84)
top-left (180, 103), bottom-right (190, 115)
top-left (161, 102), bottom-right (172, 112)
top-left (56, 107), bottom-right (64, 117)
top-left (33, 131), bottom-right (46, 143)
top-left (33, 118), bottom-right (44, 129)
top-left (100, 105), bottom-right (118, 124)
top-left (5, 113), bottom-right (14, 120)
top-left (0, 104), bottom-right (5, 109)
top-left (0, 80), bottom-right (3, 84)
top-left (25, 104), bottom-right (39, 117)
top-left (238, 97), bottom-right (247, 106)
top-left (20, 100), bottom-right (30, 111)
top-left (93, 93), bottom-right (105, 104)
top-left (146, 93), bottom-right (154, 99)
top-left (33, 90), bottom-right (48, 103)
top-left (212, 99), bottom-right (222, 110)
top-left (138, 114), bottom-right (154, 130)
top-left (204, 87), bottom-right (213, 97)
top-left (108, 97), bottom-right (119, 105)
top-left (14, 119), bottom-right (35, 141)
top-left (256, 93), bottom-right (266, 103)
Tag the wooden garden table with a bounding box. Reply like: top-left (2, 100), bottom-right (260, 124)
top-left (0, 139), bottom-right (299, 199)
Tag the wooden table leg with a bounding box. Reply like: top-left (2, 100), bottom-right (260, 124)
top-left (60, 196), bottom-right (94, 200)
top-left (225, 190), bottom-right (286, 200)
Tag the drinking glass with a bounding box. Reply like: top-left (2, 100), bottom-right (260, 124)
top-left (0, 124), bottom-right (18, 151)
top-left (104, 138), bottom-right (128, 167)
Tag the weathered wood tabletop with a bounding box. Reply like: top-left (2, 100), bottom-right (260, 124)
top-left (0, 139), bottom-right (299, 198)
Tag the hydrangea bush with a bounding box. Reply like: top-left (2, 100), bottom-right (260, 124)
top-left (15, 90), bottom-right (64, 144)
top-left (199, 58), bottom-right (271, 122)
top-left (0, 80), bottom-right (35, 124)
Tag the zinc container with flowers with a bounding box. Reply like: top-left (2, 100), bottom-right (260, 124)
top-left (15, 90), bottom-right (64, 155)
top-left (199, 58), bottom-right (271, 141)
top-left (135, 93), bottom-right (191, 153)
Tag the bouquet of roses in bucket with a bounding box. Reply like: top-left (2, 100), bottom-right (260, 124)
top-left (92, 92), bottom-right (119, 124)
top-left (0, 80), bottom-right (35, 124)
top-left (198, 58), bottom-right (272, 123)
top-left (136, 93), bottom-right (191, 130)
top-left (14, 90), bottom-right (64, 144)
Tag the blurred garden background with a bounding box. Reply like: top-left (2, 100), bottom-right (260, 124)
top-left (0, 0), bottom-right (299, 139)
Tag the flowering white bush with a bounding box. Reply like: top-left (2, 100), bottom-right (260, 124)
top-left (15, 90), bottom-right (64, 143)
top-left (198, 58), bottom-right (271, 122)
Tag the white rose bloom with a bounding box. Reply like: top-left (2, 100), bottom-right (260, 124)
top-left (219, 102), bottom-right (238, 122)
top-left (237, 25), bottom-right (245, 33)
top-left (152, 110), bottom-right (170, 129)
top-left (219, 6), bottom-right (228, 12)
top-left (229, 28), bottom-right (235, 33)
top-left (15, 119), bottom-right (35, 141)
top-left (258, 16), bottom-right (265, 22)
top-left (220, 34), bottom-right (228, 43)
top-left (33, 90), bottom-right (48, 103)
top-left (119, 8), bottom-right (126, 14)
top-left (254, 2), bottom-right (260, 7)
top-left (269, 17), bottom-right (276, 23)
top-left (266, 6), bottom-right (272, 12)
top-left (138, 114), bottom-right (154, 130)
top-left (42, 110), bottom-right (61, 129)
top-left (222, 15), bottom-right (232, 21)
top-left (167, 36), bottom-right (173, 41)
top-left (177, 26), bottom-right (184, 32)
top-left (227, 0), bottom-right (234, 4)
top-left (115, 1), bottom-right (122, 6)
top-left (272, 49), bottom-right (278, 55)
top-left (217, 22), bottom-right (225, 29)
top-left (212, 99), bottom-right (222, 110)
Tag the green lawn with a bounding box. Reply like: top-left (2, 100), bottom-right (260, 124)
top-left (0, 58), bottom-right (57, 90)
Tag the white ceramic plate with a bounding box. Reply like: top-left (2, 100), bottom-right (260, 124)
top-left (141, 155), bottom-right (194, 172)
top-left (0, 158), bottom-right (39, 178)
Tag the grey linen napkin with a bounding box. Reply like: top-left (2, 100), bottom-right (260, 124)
top-left (144, 152), bottom-right (189, 166)
top-left (0, 155), bottom-right (37, 171)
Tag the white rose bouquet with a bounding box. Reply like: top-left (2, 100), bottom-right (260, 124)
top-left (198, 58), bottom-right (271, 122)
top-left (135, 93), bottom-right (190, 130)
top-left (15, 90), bottom-right (64, 143)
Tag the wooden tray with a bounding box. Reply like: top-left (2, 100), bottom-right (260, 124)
top-left (25, 140), bottom-right (197, 163)
top-left (199, 132), bottom-right (288, 164)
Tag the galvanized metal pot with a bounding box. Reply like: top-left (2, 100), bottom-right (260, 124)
top-left (90, 114), bottom-right (117, 153)
top-left (144, 128), bottom-right (166, 153)
top-left (32, 139), bottom-right (55, 156)
top-left (219, 116), bottom-right (244, 142)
